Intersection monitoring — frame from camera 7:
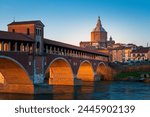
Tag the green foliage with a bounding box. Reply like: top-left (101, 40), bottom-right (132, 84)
top-left (115, 71), bottom-right (150, 79)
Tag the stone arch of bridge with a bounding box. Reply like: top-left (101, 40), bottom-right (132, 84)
top-left (45, 57), bottom-right (74, 85)
top-left (96, 62), bottom-right (107, 80)
top-left (0, 56), bottom-right (33, 94)
top-left (77, 60), bottom-right (95, 81)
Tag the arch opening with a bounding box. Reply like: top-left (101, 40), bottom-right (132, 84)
top-left (46, 58), bottom-right (74, 85)
top-left (0, 57), bottom-right (33, 94)
top-left (0, 72), bottom-right (5, 85)
top-left (96, 63), bottom-right (107, 80)
top-left (77, 61), bottom-right (94, 81)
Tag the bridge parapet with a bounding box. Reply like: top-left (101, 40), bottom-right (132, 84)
top-left (44, 44), bottom-right (109, 62)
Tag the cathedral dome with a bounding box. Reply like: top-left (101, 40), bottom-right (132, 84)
top-left (92, 16), bottom-right (106, 32)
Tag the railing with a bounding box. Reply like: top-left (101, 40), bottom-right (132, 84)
top-left (45, 50), bottom-right (108, 62)
top-left (0, 41), bottom-right (33, 54)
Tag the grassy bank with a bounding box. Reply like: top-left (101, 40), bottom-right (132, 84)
top-left (115, 71), bottom-right (150, 79)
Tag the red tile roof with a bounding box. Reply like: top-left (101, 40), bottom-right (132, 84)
top-left (0, 31), bottom-right (34, 42)
top-left (8, 20), bottom-right (45, 27)
top-left (131, 47), bottom-right (149, 53)
top-left (44, 38), bottom-right (109, 57)
top-left (109, 46), bottom-right (132, 50)
top-left (80, 41), bottom-right (91, 44)
top-left (109, 46), bottom-right (125, 50)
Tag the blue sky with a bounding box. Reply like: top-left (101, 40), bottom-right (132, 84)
top-left (0, 0), bottom-right (149, 46)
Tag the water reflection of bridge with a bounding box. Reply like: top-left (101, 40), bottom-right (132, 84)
top-left (0, 20), bottom-right (110, 94)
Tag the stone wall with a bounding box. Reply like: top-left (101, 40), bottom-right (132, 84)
top-left (109, 63), bottom-right (150, 80)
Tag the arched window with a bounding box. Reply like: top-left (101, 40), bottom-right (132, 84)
top-left (36, 42), bottom-right (40, 54)
top-left (37, 42), bottom-right (40, 48)
top-left (27, 28), bottom-right (30, 35)
top-left (12, 29), bottom-right (15, 33)
top-left (36, 29), bottom-right (38, 35)
top-left (38, 29), bottom-right (41, 35)
top-left (4, 43), bottom-right (8, 51)
top-left (36, 28), bottom-right (42, 36)
top-left (0, 42), bottom-right (2, 51)
top-left (0, 72), bottom-right (5, 84)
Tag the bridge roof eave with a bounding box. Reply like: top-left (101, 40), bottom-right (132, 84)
top-left (0, 31), bottom-right (35, 43)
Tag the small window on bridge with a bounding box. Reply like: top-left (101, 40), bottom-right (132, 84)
top-left (37, 42), bottom-right (40, 48)
top-left (12, 29), bottom-right (15, 33)
top-left (27, 28), bottom-right (30, 35)
top-left (36, 28), bottom-right (42, 36)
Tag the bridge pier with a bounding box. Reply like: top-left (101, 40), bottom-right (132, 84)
top-left (33, 56), bottom-right (45, 84)
top-left (33, 74), bottom-right (45, 84)
top-left (74, 75), bottom-right (82, 85)
top-left (94, 75), bottom-right (101, 81)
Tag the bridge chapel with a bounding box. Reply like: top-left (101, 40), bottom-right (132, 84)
top-left (8, 20), bottom-right (44, 54)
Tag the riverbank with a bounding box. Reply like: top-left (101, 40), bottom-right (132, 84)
top-left (114, 71), bottom-right (150, 82)
top-left (109, 63), bottom-right (150, 82)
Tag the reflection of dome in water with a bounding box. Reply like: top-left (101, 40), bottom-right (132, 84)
top-left (0, 72), bottom-right (5, 84)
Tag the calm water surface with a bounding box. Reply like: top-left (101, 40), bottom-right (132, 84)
top-left (0, 81), bottom-right (150, 100)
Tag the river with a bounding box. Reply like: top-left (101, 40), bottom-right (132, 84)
top-left (0, 81), bottom-right (150, 100)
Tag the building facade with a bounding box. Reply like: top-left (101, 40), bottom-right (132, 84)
top-left (131, 47), bottom-right (150, 61)
top-left (79, 17), bottom-right (150, 63)
top-left (7, 20), bottom-right (44, 55)
top-left (109, 46), bottom-right (133, 62)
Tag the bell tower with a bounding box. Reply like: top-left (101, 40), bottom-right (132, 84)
top-left (34, 22), bottom-right (45, 55)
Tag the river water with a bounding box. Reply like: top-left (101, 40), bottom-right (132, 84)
top-left (0, 81), bottom-right (150, 100)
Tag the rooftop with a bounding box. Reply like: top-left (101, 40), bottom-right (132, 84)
top-left (0, 31), bottom-right (34, 42)
top-left (8, 20), bottom-right (45, 27)
top-left (44, 38), bottom-right (109, 57)
top-left (92, 16), bottom-right (106, 32)
top-left (132, 47), bottom-right (150, 53)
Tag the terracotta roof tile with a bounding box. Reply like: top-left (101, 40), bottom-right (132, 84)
top-left (132, 47), bottom-right (150, 53)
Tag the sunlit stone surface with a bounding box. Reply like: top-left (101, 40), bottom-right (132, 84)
top-left (0, 72), bottom-right (5, 84)
top-left (0, 58), bottom-right (34, 94)
top-left (48, 59), bottom-right (74, 85)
